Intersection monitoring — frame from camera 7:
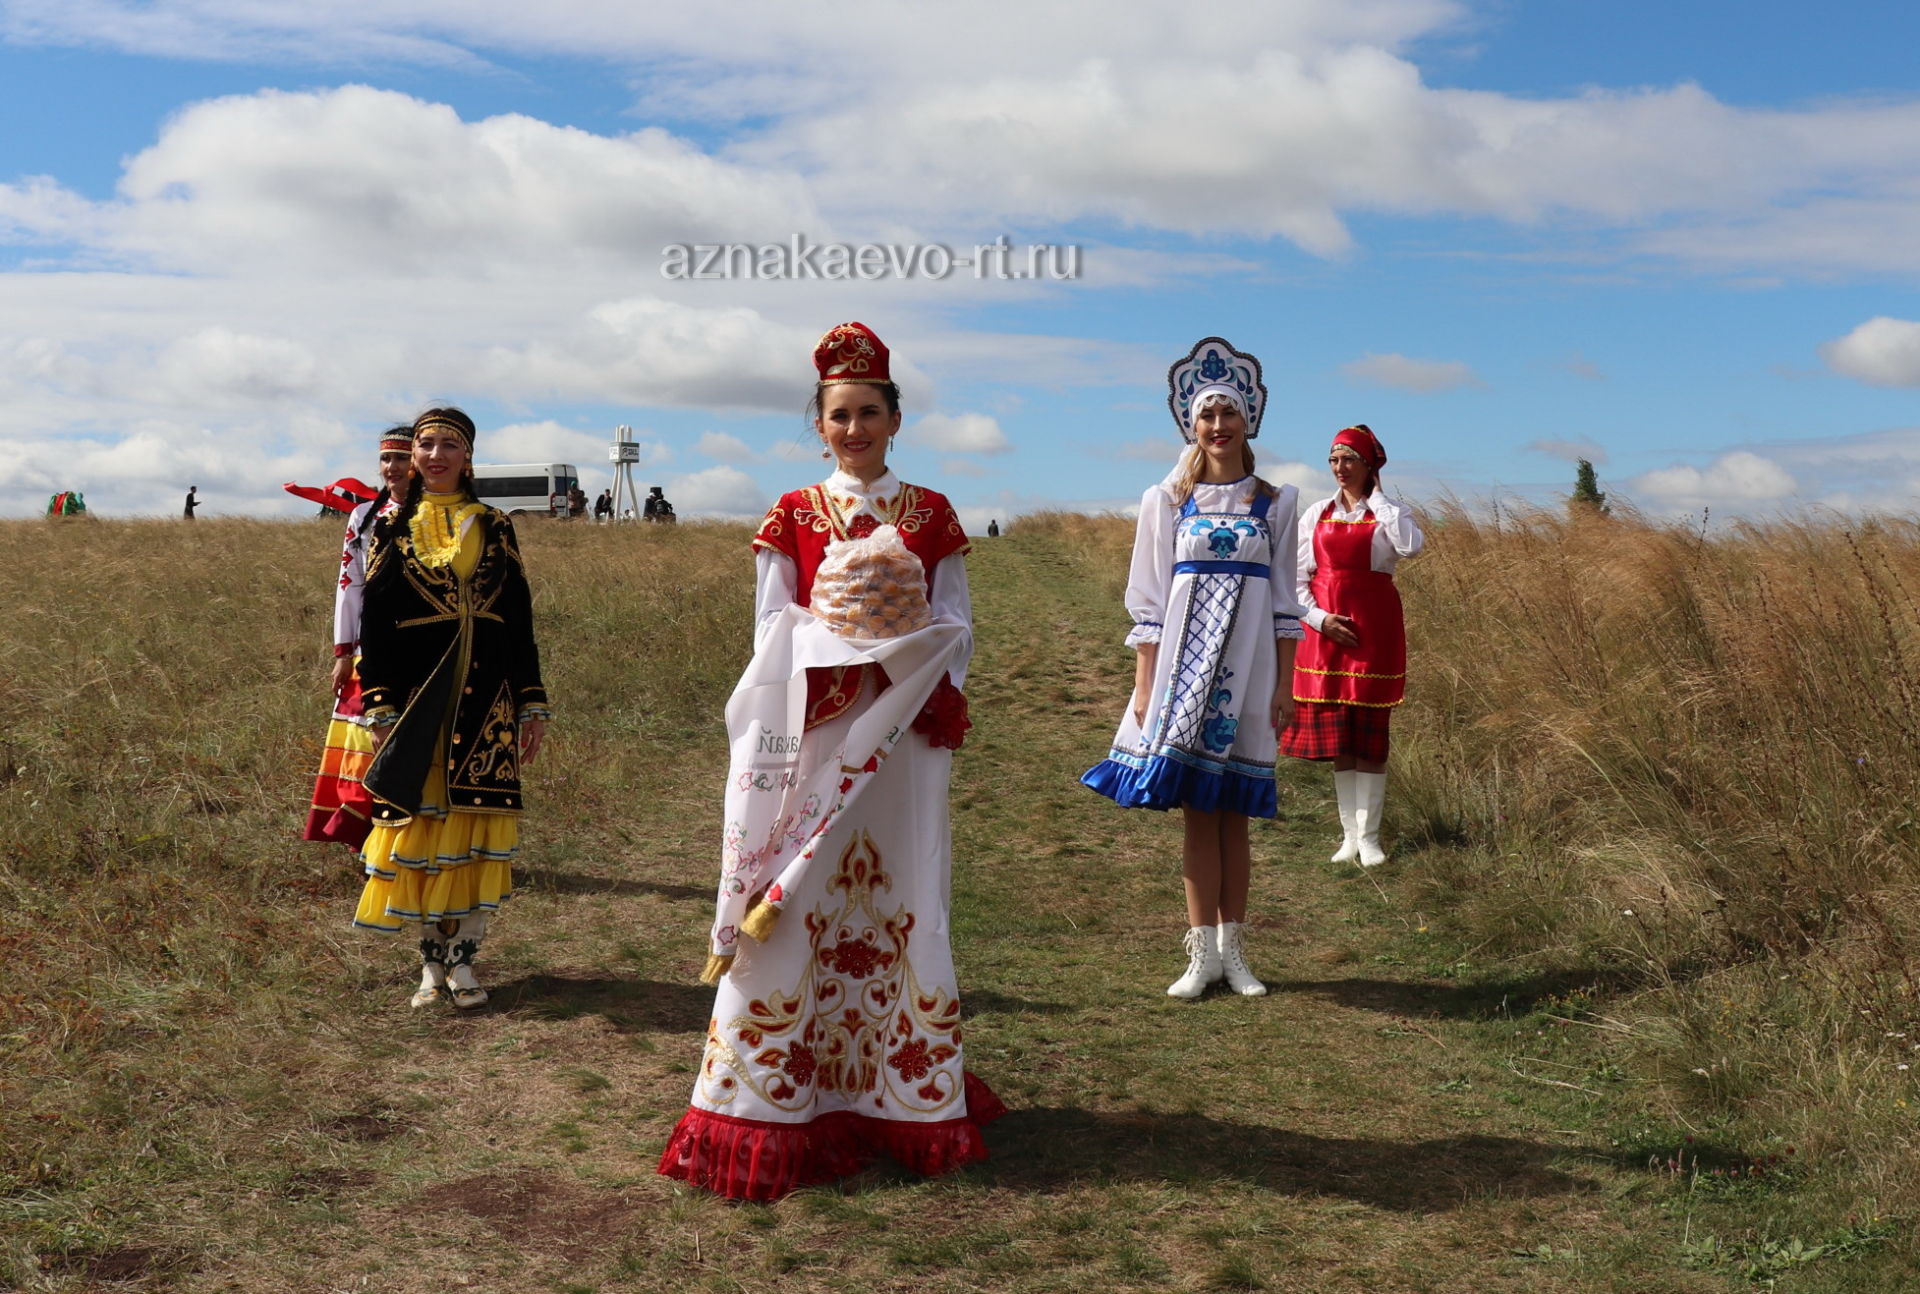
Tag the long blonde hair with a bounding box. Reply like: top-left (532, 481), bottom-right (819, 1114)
top-left (1167, 442), bottom-right (1276, 505)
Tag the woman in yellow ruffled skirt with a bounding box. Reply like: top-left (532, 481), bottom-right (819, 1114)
top-left (353, 407), bottom-right (551, 1009)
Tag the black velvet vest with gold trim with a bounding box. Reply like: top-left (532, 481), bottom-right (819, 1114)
top-left (358, 506), bottom-right (548, 824)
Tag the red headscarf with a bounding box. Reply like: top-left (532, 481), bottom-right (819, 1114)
top-left (1332, 424), bottom-right (1386, 471)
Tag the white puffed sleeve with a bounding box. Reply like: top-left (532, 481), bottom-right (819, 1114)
top-left (1368, 489), bottom-right (1425, 571)
top-left (928, 552), bottom-right (973, 687)
top-left (1295, 496), bottom-right (1331, 632)
top-left (1266, 484), bottom-right (1306, 640)
top-left (752, 548), bottom-right (798, 651)
top-left (1123, 485), bottom-right (1174, 648)
top-left (331, 500), bottom-right (374, 650)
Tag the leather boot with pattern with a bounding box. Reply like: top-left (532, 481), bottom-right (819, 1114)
top-left (1216, 921), bottom-right (1267, 996)
top-left (445, 914), bottom-right (490, 1010)
top-left (411, 923), bottom-right (450, 1008)
top-left (1166, 925), bottom-right (1221, 999)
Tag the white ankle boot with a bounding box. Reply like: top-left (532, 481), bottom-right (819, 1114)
top-left (1216, 922), bottom-right (1267, 996)
top-left (1354, 771), bottom-right (1389, 868)
top-left (1166, 925), bottom-right (1220, 999)
top-left (1331, 769), bottom-right (1360, 864)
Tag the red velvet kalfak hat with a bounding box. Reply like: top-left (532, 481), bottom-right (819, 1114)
top-left (814, 321), bottom-right (891, 385)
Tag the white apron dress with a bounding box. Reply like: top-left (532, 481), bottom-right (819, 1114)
top-left (1083, 475), bottom-right (1304, 817)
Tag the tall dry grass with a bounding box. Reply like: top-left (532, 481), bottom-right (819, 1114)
top-left (1395, 503), bottom-right (1920, 971)
top-left (1392, 502), bottom-right (1920, 1205)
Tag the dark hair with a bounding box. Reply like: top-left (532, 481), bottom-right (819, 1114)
top-left (805, 379), bottom-right (902, 429)
top-left (393, 406), bottom-right (478, 536)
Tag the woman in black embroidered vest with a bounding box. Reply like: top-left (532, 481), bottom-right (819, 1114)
top-left (352, 407), bottom-right (552, 1009)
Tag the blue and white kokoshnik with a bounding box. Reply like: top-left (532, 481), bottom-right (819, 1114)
top-left (1083, 486), bottom-right (1289, 817)
top-left (1167, 336), bottom-right (1268, 443)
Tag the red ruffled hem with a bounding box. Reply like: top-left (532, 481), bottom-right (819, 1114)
top-left (658, 1071), bottom-right (1006, 1201)
top-left (912, 675), bottom-right (971, 750)
top-left (302, 788), bottom-right (372, 847)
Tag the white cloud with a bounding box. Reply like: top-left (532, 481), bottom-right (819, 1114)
top-left (938, 458), bottom-right (991, 479)
top-left (1561, 352), bottom-right (1605, 381)
top-left (911, 412), bottom-right (1012, 455)
top-left (695, 430), bottom-right (759, 464)
top-left (1340, 352), bottom-right (1481, 392)
top-left (1631, 450), bottom-right (1798, 510)
top-left (1820, 316), bottom-right (1920, 387)
top-left (10, 8), bottom-right (1920, 274)
top-left (483, 419), bottom-right (667, 471)
top-left (665, 464), bottom-right (765, 519)
top-left (1526, 437), bottom-right (1609, 466)
top-left (1261, 459), bottom-right (1325, 495)
top-left (2, 85), bottom-right (820, 277)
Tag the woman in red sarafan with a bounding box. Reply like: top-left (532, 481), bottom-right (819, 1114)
top-left (657, 321), bottom-right (1004, 1201)
top-left (1281, 424), bottom-right (1424, 868)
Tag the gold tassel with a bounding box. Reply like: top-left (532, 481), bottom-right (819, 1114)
top-left (699, 952), bottom-right (733, 986)
top-left (741, 900), bottom-right (781, 943)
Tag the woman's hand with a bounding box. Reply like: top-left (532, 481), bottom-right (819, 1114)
top-left (368, 723), bottom-right (389, 753)
top-left (520, 718), bottom-right (547, 767)
top-left (1131, 642), bottom-right (1158, 728)
top-left (1271, 691), bottom-right (1296, 734)
top-left (330, 655), bottom-right (354, 696)
top-left (1320, 614), bottom-right (1360, 648)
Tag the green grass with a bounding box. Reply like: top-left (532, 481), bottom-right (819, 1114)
top-left (0, 513), bottom-right (1914, 1291)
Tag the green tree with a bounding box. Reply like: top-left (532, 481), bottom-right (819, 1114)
top-left (1570, 458), bottom-right (1609, 515)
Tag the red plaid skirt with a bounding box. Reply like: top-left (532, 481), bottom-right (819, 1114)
top-left (1280, 700), bottom-right (1392, 763)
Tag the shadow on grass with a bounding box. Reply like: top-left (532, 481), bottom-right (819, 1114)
top-left (961, 988), bottom-right (1076, 1018)
top-left (982, 1108), bottom-right (1592, 1211)
top-left (519, 869), bottom-right (709, 901)
top-left (1271, 968), bottom-right (1646, 1020)
top-left (489, 972), bottom-right (711, 1033)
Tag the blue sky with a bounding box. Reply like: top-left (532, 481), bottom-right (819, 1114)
top-left (1, 1), bottom-right (1917, 524)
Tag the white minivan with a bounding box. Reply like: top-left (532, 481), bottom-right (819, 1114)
top-left (470, 463), bottom-right (579, 517)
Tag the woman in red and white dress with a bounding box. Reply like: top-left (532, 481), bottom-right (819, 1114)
top-left (1281, 425), bottom-right (1423, 867)
top-left (302, 426), bottom-right (413, 848)
top-left (658, 321), bottom-right (1003, 1201)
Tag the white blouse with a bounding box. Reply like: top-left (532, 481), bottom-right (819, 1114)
top-left (1294, 490), bottom-right (1425, 631)
top-left (1124, 476), bottom-right (1307, 649)
top-left (332, 498), bottom-right (376, 650)
top-left (751, 469), bottom-right (974, 687)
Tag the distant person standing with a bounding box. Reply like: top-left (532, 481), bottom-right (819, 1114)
top-left (568, 484), bottom-right (588, 520)
top-left (183, 486), bottom-right (199, 520)
top-left (642, 485), bottom-right (676, 523)
top-left (595, 488), bottom-right (613, 522)
top-left (987, 519), bottom-right (1000, 537)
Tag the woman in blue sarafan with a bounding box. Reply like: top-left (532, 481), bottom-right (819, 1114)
top-left (1083, 337), bottom-right (1305, 1000)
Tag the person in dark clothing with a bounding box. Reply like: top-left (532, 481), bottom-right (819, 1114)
top-left (987, 519), bottom-right (999, 537)
top-left (183, 486), bottom-right (199, 520)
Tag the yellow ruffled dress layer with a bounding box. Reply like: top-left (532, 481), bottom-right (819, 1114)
top-left (352, 491), bottom-right (517, 934)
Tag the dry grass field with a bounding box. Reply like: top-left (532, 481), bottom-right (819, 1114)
top-left (1, 507), bottom-right (1916, 1292)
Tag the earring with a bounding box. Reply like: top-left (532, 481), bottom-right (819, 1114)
top-left (821, 448), bottom-right (830, 459)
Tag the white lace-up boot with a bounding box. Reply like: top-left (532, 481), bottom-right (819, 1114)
top-left (1216, 922), bottom-right (1267, 996)
top-left (1166, 925), bottom-right (1220, 999)
top-left (1331, 769), bottom-right (1361, 864)
top-left (1355, 771), bottom-right (1389, 868)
